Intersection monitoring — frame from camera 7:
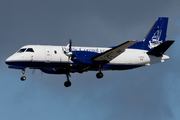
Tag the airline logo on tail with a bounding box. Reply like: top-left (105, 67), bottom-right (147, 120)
top-left (148, 29), bottom-right (163, 49)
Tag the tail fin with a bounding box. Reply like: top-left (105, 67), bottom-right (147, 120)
top-left (129, 17), bottom-right (169, 50)
top-left (143, 17), bottom-right (168, 50)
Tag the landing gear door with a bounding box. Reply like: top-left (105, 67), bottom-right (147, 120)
top-left (44, 47), bottom-right (52, 63)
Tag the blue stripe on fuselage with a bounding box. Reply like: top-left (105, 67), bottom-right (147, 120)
top-left (6, 60), bottom-right (142, 72)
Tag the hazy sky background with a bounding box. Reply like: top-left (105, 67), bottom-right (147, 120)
top-left (0, 0), bottom-right (180, 120)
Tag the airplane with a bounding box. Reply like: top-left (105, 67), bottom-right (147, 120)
top-left (5, 17), bottom-right (174, 87)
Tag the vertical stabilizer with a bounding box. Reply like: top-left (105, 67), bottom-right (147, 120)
top-left (129, 17), bottom-right (169, 50)
top-left (143, 17), bottom-right (168, 50)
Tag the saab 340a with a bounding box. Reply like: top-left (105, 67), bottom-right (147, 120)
top-left (5, 17), bottom-right (174, 87)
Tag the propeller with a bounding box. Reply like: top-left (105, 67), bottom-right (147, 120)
top-left (69, 38), bottom-right (72, 52)
top-left (62, 39), bottom-right (74, 70)
top-left (63, 39), bottom-right (73, 59)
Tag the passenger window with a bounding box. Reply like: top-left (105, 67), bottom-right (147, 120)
top-left (54, 50), bottom-right (57, 54)
top-left (17, 48), bottom-right (27, 53)
top-left (26, 48), bottom-right (34, 52)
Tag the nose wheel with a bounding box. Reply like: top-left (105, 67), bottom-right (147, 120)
top-left (20, 69), bottom-right (26, 81)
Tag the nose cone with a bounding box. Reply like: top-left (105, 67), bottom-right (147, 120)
top-left (5, 56), bottom-right (13, 65)
top-left (5, 54), bottom-right (17, 65)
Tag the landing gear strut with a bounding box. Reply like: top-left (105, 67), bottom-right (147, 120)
top-left (96, 64), bottom-right (104, 79)
top-left (20, 69), bottom-right (26, 81)
top-left (64, 73), bottom-right (71, 87)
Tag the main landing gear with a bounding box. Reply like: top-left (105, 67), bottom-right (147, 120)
top-left (96, 64), bottom-right (104, 79)
top-left (63, 71), bottom-right (104, 87)
top-left (96, 72), bottom-right (103, 79)
top-left (64, 73), bottom-right (72, 87)
top-left (20, 69), bottom-right (26, 81)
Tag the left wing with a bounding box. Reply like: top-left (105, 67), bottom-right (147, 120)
top-left (92, 40), bottom-right (137, 62)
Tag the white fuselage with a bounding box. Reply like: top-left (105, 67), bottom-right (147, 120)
top-left (6, 45), bottom-right (169, 71)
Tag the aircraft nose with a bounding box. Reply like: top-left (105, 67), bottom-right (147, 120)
top-left (5, 56), bottom-right (13, 65)
top-left (5, 58), bottom-right (10, 65)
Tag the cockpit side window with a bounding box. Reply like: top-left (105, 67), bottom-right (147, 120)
top-left (26, 48), bottom-right (34, 52)
top-left (17, 48), bottom-right (27, 53)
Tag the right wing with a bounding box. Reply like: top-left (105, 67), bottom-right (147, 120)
top-left (70, 40), bottom-right (137, 72)
top-left (92, 40), bottom-right (138, 62)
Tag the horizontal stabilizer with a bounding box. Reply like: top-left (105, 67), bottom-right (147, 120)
top-left (92, 40), bottom-right (137, 62)
top-left (147, 40), bottom-right (174, 57)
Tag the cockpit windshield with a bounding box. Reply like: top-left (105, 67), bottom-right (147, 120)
top-left (17, 48), bottom-right (27, 53)
top-left (17, 48), bottom-right (34, 53)
top-left (26, 48), bottom-right (34, 52)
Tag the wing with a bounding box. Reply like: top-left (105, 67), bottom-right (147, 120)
top-left (70, 40), bottom-right (137, 72)
top-left (92, 40), bottom-right (137, 62)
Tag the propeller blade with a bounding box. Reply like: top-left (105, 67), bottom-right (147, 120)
top-left (69, 39), bottom-right (72, 52)
top-left (63, 39), bottom-right (73, 58)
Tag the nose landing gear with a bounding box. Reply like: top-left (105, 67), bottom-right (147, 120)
top-left (20, 69), bottom-right (26, 81)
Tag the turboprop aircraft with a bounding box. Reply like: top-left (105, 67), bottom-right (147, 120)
top-left (5, 17), bottom-right (174, 87)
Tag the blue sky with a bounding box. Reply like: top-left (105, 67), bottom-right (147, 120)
top-left (0, 0), bottom-right (180, 120)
